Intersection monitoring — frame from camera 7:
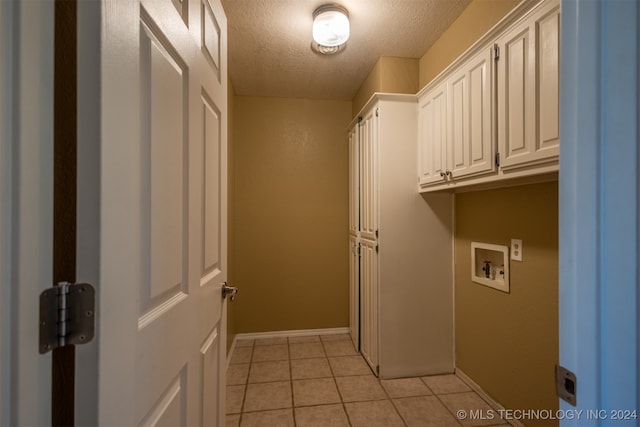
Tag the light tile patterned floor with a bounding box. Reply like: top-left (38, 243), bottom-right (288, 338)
top-left (226, 333), bottom-right (510, 427)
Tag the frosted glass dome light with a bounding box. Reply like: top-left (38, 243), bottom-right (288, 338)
top-left (312, 5), bottom-right (350, 47)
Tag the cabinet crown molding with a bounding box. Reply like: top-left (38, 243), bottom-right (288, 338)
top-left (417, 0), bottom-right (547, 97)
top-left (348, 92), bottom-right (416, 130)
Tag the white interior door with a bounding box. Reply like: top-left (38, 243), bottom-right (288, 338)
top-left (0, 1), bottom-right (54, 425)
top-left (76, 0), bottom-right (228, 425)
top-left (559, 0), bottom-right (639, 422)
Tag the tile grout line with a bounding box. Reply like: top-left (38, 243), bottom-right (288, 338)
top-left (433, 394), bottom-right (465, 427)
top-left (232, 336), bottom-right (499, 427)
top-left (287, 336), bottom-right (296, 427)
top-left (425, 378), bottom-right (467, 427)
top-left (242, 339), bottom-right (295, 422)
top-left (322, 335), bottom-right (354, 427)
top-left (238, 340), bottom-right (255, 426)
top-left (424, 376), bottom-right (511, 427)
top-left (379, 378), bottom-right (410, 427)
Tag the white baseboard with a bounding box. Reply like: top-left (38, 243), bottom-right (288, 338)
top-left (226, 337), bottom-right (237, 368)
top-left (455, 369), bottom-right (526, 427)
top-left (234, 327), bottom-right (350, 341)
top-left (226, 327), bottom-right (351, 366)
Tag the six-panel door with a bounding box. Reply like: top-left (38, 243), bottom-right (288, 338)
top-left (76, 0), bottom-right (228, 425)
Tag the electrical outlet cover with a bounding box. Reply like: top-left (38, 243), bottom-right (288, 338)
top-left (511, 239), bottom-right (523, 261)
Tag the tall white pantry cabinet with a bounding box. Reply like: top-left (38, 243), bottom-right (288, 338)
top-left (348, 94), bottom-right (454, 379)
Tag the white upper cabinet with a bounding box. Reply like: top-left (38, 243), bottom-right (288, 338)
top-left (418, 81), bottom-right (448, 186)
top-left (418, 0), bottom-right (560, 192)
top-left (419, 47), bottom-right (496, 189)
top-left (448, 46), bottom-right (495, 180)
top-left (497, 0), bottom-right (560, 170)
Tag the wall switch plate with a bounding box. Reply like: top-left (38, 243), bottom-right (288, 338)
top-left (511, 239), bottom-right (523, 261)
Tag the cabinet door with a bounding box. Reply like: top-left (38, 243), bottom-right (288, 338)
top-left (348, 124), bottom-right (359, 235)
top-left (536, 3), bottom-right (560, 158)
top-left (349, 236), bottom-right (359, 349)
top-left (359, 109), bottom-right (378, 241)
top-left (497, 0), bottom-right (560, 170)
top-left (448, 47), bottom-right (495, 179)
top-left (348, 123), bottom-right (360, 349)
top-left (418, 82), bottom-right (448, 186)
top-left (360, 238), bottom-right (378, 372)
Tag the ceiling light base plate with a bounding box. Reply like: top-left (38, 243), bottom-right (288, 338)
top-left (311, 41), bottom-right (346, 55)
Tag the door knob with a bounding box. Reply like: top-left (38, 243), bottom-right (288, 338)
top-left (221, 282), bottom-right (238, 302)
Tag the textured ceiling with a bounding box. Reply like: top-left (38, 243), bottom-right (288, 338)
top-left (221, 0), bottom-right (472, 100)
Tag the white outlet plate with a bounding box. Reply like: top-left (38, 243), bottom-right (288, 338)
top-left (511, 239), bottom-right (523, 261)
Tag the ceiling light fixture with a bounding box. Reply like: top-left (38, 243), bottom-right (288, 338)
top-left (311, 4), bottom-right (349, 55)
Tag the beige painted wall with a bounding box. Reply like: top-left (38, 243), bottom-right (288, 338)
top-left (227, 12), bottom-right (560, 420)
top-left (352, 0), bottom-right (518, 111)
top-left (419, 0), bottom-right (519, 88)
top-left (420, 1), bottom-right (559, 423)
top-left (352, 57), bottom-right (418, 116)
top-left (455, 182), bottom-right (559, 427)
top-left (232, 96), bottom-right (351, 333)
top-left (352, 59), bottom-right (381, 116)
